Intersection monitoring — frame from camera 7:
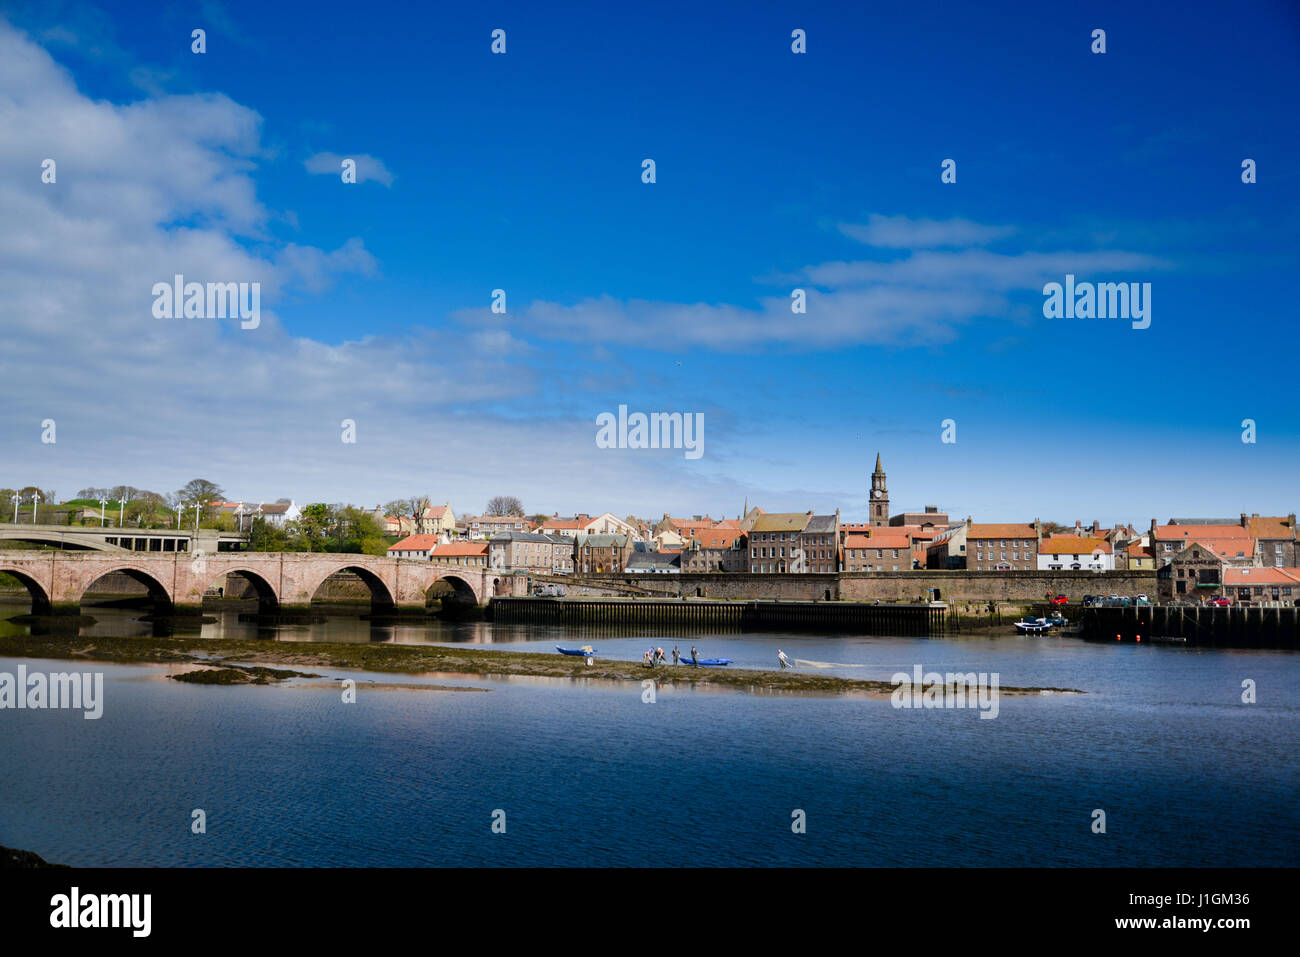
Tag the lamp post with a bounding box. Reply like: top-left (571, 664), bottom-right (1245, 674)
top-left (30, 491), bottom-right (40, 523)
top-left (99, 498), bottom-right (108, 527)
top-left (118, 497), bottom-right (127, 527)
top-left (12, 496), bottom-right (18, 523)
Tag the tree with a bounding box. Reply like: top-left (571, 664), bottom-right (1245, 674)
top-left (486, 495), bottom-right (524, 517)
top-left (528, 513), bottom-right (552, 528)
top-left (177, 479), bottom-right (225, 529)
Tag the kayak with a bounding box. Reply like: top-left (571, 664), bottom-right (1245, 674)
top-left (684, 657), bottom-right (732, 666)
top-left (556, 646), bottom-right (596, 656)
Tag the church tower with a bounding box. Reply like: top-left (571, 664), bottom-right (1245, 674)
top-left (870, 453), bottom-right (889, 526)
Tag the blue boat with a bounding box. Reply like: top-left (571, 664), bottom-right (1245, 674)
top-left (1014, 617), bottom-right (1053, 635)
top-left (556, 645), bottom-right (596, 657)
top-left (684, 657), bottom-right (733, 666)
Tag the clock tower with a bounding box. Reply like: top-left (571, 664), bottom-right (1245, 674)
top-left (870, 453), bottom-right (889, 526)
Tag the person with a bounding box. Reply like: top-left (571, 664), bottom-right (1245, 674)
top-left (778, 649), bottom-right (791, 669)
top-left (656, 647), bottom-right (665, 666)
top-left (672, 645), bottom-right (680, 666)
top-left (690, 645), bottom-right (698, 666)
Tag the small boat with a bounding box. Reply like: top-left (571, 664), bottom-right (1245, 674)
top-left (1014, 617), bottom-right (1053, 635)
top-left (684, 657), bottom-right (733, 667)
top-left (556, 645), bottom-right (596, 657)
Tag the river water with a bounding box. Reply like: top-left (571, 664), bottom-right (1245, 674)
top-left (1, 603), bottom-right (1297, 866)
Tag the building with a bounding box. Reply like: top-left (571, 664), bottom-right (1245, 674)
top-left (844, 530), bottom-right (913, 571)
top-left (418, 503), bottom-right (457, 536)
top-left (748, 512), bottom-right (812, 573)
top-left (869, 454), bottom-right (889, 526)
top-left (387, 534), bottom-right (439, 559)
top-left (488, 531), bottom-right (556, 572)
top-left (463, 515), bottom-right (535, 540)
top-left (1118, 540), bottom-right (1155, 571)
top-left (798, 513), bottom-right (840, 573)
top-left (1222, 566), bottom-right (1300, 605)
top-left (537, 514), bottom-right (590, 538)
top-left (1037, 536), bottom-right (1113, 572)
top-left (429, 541), bottom-right (488, 567)
top-left (575, 532), bottom-right (635, 573)
top-left (1156, 538), bottom-right (1259, 602)
top-left (889, 505), bottom-right (948, 529)
top-left (1242, 514), bottom-right (1298, 567)
top-left (966, 521), bottom-right (1042, 571)
top-left (215, 500), bottom-right (301, 529)
top-left (680, 528), bottom-right (748, 573)
top-left (1150, 521), bottom-right (1254, 568)
top-left (581, 512), bottom-right (642, 539)
top-left (543, 534), bottom-right (574, 574)
top-left (925, 521), bottom-right (969, 569)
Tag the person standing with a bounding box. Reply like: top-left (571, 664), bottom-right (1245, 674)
top-left (672, 645), bottom-right (680, 666)
top-left (778, 649), bottom-right (791, 669)
top-left (690, 645), bottom-right (698, 666)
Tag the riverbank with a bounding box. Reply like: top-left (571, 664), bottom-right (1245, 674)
top-left (0, 632), bottom-right (1083, 696)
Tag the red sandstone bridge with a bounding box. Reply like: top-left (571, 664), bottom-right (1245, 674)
top-left (0, 551), bottom-right (508, 614)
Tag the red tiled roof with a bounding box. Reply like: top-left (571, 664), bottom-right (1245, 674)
top-left (967, 523), bottom-right (1037, 539)
top-left (1223, 567), bottom-right (1300, 585)
top-left (1154, 524), bottom-right (1251, 541)
top-left (432, 542), bottom-right (488, 557)
top-left (1245, 516), bottom-right (1295, 540)
top-left (693, 528), bottom-right (744, 548)
top-left (1040, 536), bottom-right (1111, 555)
top-left (388, 534), bottom-right (440, 552)
top-left (845, 532), bottom-right (911, 549)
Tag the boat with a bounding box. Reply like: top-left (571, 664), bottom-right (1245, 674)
top-left (1014, 617), bottom-right (1054, 635)
top-left (684, 657), bottom-right (733, 666)
top-left (556, 645), bottom-right (596, 657)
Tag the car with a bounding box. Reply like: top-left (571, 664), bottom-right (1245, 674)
top-left (1081, 594), bottom-right (1097, 607)
top-left (1050, 595), bottom-right (1068, 605)
top-left (1136, 594), bottom-right (1149, 602)
top-left (1207, 597), bottom-right (1231, 607)
top-left (1107, 594), bottom-right (1120, 601)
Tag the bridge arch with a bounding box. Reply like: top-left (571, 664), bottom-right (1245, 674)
top-left (0, 567), bottom-right (52, 614)
top-left (305, 563), bottom-right (395, 612)
top-left (203, 568), bottom-right (280, 615)
top-left (425, 574), bottom-right (479, 616)
top-left (77, 565), bottom-right (174, 611)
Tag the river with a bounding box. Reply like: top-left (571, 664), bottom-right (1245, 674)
top-left (1, 603), bottom-right (1296, 866)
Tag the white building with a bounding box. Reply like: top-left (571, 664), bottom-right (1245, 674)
top-left (1038, 536), bottom-right (1114, 572)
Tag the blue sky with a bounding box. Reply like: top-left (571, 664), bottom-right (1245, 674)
top-left (1, 0), bottom-right (1298, 522)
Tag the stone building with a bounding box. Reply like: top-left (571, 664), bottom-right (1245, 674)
top-left (798, 513), bottom-right (840, 573)
top-left (747, 512), bottom-right (812, 573)
top-left (575, 532), bottom-right (635, 573)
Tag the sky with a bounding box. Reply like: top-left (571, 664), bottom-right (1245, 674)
top-left (1, 0), bottom-right (1298, 524)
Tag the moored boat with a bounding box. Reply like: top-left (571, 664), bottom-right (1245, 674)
top-left (684, 657), bottom-right (733, 666)
top-left (556, 645), bottom-right (596, 657)
top-left (1014, 617), bottom-right (1053, 635)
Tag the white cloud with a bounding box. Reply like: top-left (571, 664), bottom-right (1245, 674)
top-left (303, 151), bottom-right (395, 187)
top-left (838, 214), bottom-right (1015, 248)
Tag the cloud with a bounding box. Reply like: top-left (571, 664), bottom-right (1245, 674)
top-left (838, 214), bottom-right (1015, 248)
top-left (303, 151), bottom-right (395, 187)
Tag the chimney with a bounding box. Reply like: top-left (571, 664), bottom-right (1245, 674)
top-left (1241, 513), bottom-right (1248, 527)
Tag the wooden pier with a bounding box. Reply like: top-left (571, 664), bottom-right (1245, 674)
top-left (490, 597), bottom-right (946, 636)
top-left (1081, 605), bottom-right (1299, 649)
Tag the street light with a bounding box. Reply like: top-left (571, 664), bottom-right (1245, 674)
top-left (30, 491), bottom-right (40, 523)
top-left (99, 498), bottom-right (108, 527)
top-left (118, 497), bottom-right (128, 527)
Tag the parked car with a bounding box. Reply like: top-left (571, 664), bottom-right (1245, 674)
top-left (1050, 595), bottom-right (1068, 605)
top-left (1081, 594), bottom-right (1096, 607)
top-left (1207, 597), bottom-right (1231, 607)
top-left (1136, 594), bottom-right (1149, 602)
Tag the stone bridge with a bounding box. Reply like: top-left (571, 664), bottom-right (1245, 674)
top-left (0, 550), bottom-right (510, 614)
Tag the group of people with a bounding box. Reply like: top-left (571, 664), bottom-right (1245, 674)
top-left (643, 645), bottom-right (700, 667)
